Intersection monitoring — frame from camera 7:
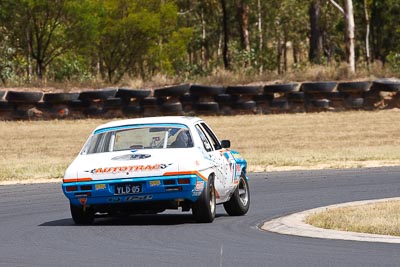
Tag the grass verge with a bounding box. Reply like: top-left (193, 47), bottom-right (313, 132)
top-left (306, 200), bottom-right (400, 236)
top-left (0, 110), bottom-right (400, 182)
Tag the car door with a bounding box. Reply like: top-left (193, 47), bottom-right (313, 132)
top-left (194, 123), bottom-right (236, 202)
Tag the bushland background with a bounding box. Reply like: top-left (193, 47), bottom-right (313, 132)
top-left (1, 0), bottom-right (400, 182)
top-left (0, 0), bottom-right (399, 88)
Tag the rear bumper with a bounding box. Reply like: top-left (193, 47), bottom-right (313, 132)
top-left (62, 174), bottom-right (205, 207)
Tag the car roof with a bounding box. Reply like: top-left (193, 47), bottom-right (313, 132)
top-left (94, 116), bottom-right (203, 132)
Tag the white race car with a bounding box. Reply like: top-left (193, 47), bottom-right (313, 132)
top-left (62, 116), bottom-right (249, 224)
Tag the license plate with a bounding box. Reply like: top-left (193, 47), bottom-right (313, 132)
top-left (114, 183), bottom-right (142, 195)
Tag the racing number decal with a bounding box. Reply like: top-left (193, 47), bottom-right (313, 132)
top-left (222, 151), bottom-right (236, 183)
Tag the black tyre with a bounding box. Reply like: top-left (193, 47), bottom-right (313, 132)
top-left (226, 86), bottom-right (261, 95)
top-left (154, 84), bottom-right (190, 97)
top-left (301, 82), bottom-right (337, 93)
top-left (43, 92), bottom-right (79, 104)
top-left (180, 94), bottom-right (196, 105)
top-left (252, 94), bottom-right (269, 104)
top-left (189, 85), bottom-right (225, 96)
top-left (223, 173), bottom-right (250, 216)
top-left (161, 102), bottom-right (183, 113)
top-left (116, 88), bottom-right (151, 100)
top-left (122, 105), bottom-right (143, 115)
top-left (232, 100), bottom-right (257, 110)
top-left (287, 91), bottom-right (305, 102)
top-left (327, 92), bottom-right (346, 101)
top-left (83, 107), bottom-right (105, 116)
top-left (141, 97), bottom-right (159, 107)
top-left (104, 97), bottom-right (122, 108)
top-left (0, 91), bottom-right (6, 99)
top-left (264, 83), bottom-right (299, 94)
top-left (371, 80), bottom-right (400, 92)
top-left (269, 99), bottom-right (289, 109)
top-left (310, 99), bottom-right (330, 108)
top-left (0, 100), bottom-right (14, 111)
top-left (345, 97), bottom-right (364, 108)
top-left (193, 102), bottom-right (219, 113)
top-left (79, 88), bottom-right (117, 100)
top-left (337, 81), bottom-right (371, 93)
top-left (192, 176), bottom-right (216, 223)
top-left (6, 91), bottom-right (43, 103)
top-left (68, 100), bottom-right (90, 109)
top-left (70, 204), bottom-right (94, 225)
top-left (215, 94), bottom-right (236, 105)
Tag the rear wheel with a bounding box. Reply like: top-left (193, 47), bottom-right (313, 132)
top-left (223, 173), bottom-right (250, 216)
top-left (192, 177), bottom-right (216, 223)
top-left (70, 204), bottom-right (95, 225)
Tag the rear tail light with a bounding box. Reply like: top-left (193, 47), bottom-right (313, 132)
top-left (80, 185), bottom-right (92, 191)
top-left (178, 178), bottom-right (190, 184)
top-left (163, 180), bottom-right (175, 185)
top-left (66, 186), bottom-right (78, 192)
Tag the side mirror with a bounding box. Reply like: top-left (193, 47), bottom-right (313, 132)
top-left (221, 140), bottom-right (231, 148)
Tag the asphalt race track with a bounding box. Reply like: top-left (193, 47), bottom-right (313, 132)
top-left (1, 167), bottom-right (400, 267)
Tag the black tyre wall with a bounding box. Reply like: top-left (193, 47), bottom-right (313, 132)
top-left (190, 85), bottom-right (225, 96)
top-left (337, 82), bottom-right (371, 93)
top-left (226, 86), bottom-right (261, 95)
top-left (154, 84), bottom-right (190, 97)
top-left (6, 91), bottom-right (43, 103)
top-left (79, 89), bottom-right (117, 100)
top-left (116, 88), bottom-right (151, 99)
top-left (43, 93), bottom-right (80, 104)
top-left (264, 83), bottom-right (299, 93)
top-left (301, 82), bottom-right (337, 93)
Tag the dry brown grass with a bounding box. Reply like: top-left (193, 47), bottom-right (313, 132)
top-left (0, 110), bottom-right (400, 182)
top-left (206, 110), bottom-right (400, 172)
top-left (306, 200), bottom-right (400, 236)
top-left (0, 119), bottom-right (103, 182)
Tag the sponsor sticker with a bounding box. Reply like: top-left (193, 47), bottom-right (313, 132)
top-left (192, 191), bottom-right (202, 196)
top-left (95, 184), bottom-right (106, 190)
top-left (112, 154), bottom-right (151, 161)
top-left (86, 163), bottom-right (173, 176)
top-left (149, 180), bottom-right (161, 187)
top-left (195, 181), bottom-right (204, 191)
top-left (108, 197), bottom-right (121, 203)
top-left (126, 195), bottom-right (153, 201)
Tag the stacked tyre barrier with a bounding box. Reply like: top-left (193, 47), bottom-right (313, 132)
top-left (0, 79), bottom-right (400, 120)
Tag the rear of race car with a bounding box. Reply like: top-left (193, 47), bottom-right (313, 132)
top-left (62, 148), bottom-right (213, 216)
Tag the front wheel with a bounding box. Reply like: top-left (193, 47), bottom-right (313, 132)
top-left (223, 173), bottom-right (250, 216)
top-left (70, 204), bottom-right (95, 225)
top-left (192, 176), bottom-right (216, 223)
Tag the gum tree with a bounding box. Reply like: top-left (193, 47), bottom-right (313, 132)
top-left (1, 0), bottom-right (99, 80)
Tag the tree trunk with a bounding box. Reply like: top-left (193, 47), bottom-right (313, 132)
top-left (201, 8), bottom-right (207, 69)
top-left (277, 38), bottom-right (282, 74)
top-left (257, 0), bottom-right (263, 73)
top-left (329, 0), bottom-right (356, 73)
top-left (343, 0), bottom-right (356, 73)
top-left (309, 0), bottom-right (323, 64)
top-left (283, 31), bottom-right (288, 72)
top-left (363, 0), bottom-right (371, 69)
top-left (221, 0), bottom-right (230, 69)
top-left (238, 1), bottom-right (250, 67)
top-left (370, 0), bottom-right (382, 62)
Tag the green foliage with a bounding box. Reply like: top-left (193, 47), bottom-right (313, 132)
top-left (160, 27), bottom-right (193, 75)
top-left (48, 53), bottom-right (94, 82)
top-left (387, 52), bottom-right (400, 72)
top-left (0, 0), bottom-right (399, 84)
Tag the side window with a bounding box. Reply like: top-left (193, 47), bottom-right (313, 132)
top-left (87, 132), bottom-right (113, 154)
top-left (200, 123), bottom-right (222, 150)
top-left (195, 125), bottom-right (213, 152)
